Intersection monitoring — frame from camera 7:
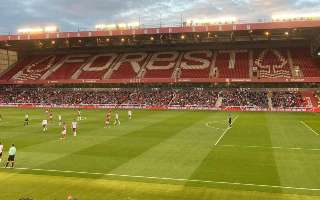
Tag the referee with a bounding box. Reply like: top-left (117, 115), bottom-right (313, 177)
top-left (228, 114), bottom-right (232, 127)
top-left (5, 144), bottom-right (16, 168)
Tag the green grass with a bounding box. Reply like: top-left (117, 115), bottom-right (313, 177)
top-left (0, 108), bottom-right (319, 200)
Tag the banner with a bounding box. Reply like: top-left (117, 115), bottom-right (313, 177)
top-left (0, 103), bottom-right (317, 112)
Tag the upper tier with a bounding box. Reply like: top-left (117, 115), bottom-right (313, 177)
top-left (1, 48), bottom-right (319, 83)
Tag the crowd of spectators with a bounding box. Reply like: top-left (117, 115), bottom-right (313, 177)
top-left (271, 91), bottom-right (306, 108)
top-left (0, 87), bottom-right (218, 107)
top-left (170, 89), bottom-right (219, 107)
top-left (127, 89), bottom-right (176, 106)
top-left (0, 88), bottom-right (131, 105)
top-left (0, 87), bottom-right (308, 108)
top-left (222, 89), bottom-right (269, 108)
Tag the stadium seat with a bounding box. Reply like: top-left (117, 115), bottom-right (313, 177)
top-left (290, 48), bottom-right (320, 77)
top-left (1, 48), bottom-right (319, 81)
top-left (179, 51), bottom-right (212, 78)
top-left (253, 49), bottom-right (292, 78)
top-left (215, 51), bottom-right (250, 78)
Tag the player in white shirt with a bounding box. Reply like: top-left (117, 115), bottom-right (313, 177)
top-left (0, 142), bottom-right (3, 163)
top-left (58, 115), bottom-right (62, 126)
top-left (114, 112), bottom-right (120, 126)
top-left (71, 120), bottom-right (78, 136)
top-left (42, 119), bottom-right (48, 133)
top-left (24, 113), bottom-right (29, 126)
top-left (128, 110), bottom-right (132, 120)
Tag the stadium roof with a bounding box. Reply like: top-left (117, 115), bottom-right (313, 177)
top-left (1, 20), bottom-right (320, 42)
top-left (0, 20), bottom-right (319, 53)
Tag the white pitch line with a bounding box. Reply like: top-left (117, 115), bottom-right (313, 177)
top-left (217, 144), bottom-right (320, 151)
top-left (214, 115), bottom-right (239, 146)
top-left (205, 122), bottom-right (224, 130)
top-left (300, 121), bottom-right (319, 136)
top-left (1, 167), bottom-right (319, 192)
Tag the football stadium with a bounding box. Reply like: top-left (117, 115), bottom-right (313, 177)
top-left (0, 1), bottom-right (320, 200)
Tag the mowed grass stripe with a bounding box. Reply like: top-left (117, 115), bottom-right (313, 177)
top-left (111, 112), bottom-right (222, 179)
top-left (213, 112), bottom-right (274, 146)
top-left (214, 115), bottom-right (239, 146)
top-left (265, 113), bottom-right (320, 149)
top-left (1, 109), bottom-right (320, 199)
top-left (1, 171), bottom-right (319, 200)
top-left (266, 113), bottom-right (320, 192)
top-left (10, 110), bottom-right (178, 169)
top-left (18, 109), bottom-right (165, 154)
top-left (188, 112), bottom-right (283, 193)
top-left (32, 111), bottom-right (205, 174)
top-left (2, 167), bottom-right (320, 191)
top-left (300, 121), bottom-right (319, 136)
top-left (0, 108), bottom-right (84, 147)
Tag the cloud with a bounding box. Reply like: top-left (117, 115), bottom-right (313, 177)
top-left (0, 0), bottom-right (319, 33)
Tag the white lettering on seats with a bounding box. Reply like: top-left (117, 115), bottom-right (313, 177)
top-left (12, 55), bottom-right (58, 80)
top-left (229, 51), bottom-right (235, 69)
top-left (146, 52), bottom-right (179, 70)
top-left (41, 54), bottom-right (90, 79)
top-left (218, 50), bottom-right (247, 70)
top-left (180, 51), bottom-right (212, 70)
top-left (254, 49), bottom-right (291, 78)
top-left (113, 53), bottom-right (147, 73)
top-left (82, 54), bottom-right (118, 72)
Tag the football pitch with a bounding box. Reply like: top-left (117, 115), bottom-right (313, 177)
top-left (0, 108), bottom-right (319, 200)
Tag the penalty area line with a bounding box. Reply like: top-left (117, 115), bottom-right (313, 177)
top-left (300, 121), bottom-right (319, 136)
top-left (205, 122), bottom-right (224, 130)
top-left (214, 115), bottom-right (239, 146)
top-left (217, 144), bottom-right (320, 151)
top-left (1, 167), bottom-right (320, 192)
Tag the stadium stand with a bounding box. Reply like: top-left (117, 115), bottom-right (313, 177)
top-left (143, 52), bottom-right (180, 78)
top-left (46, 55), bottom-right (90, 80)
top-left (271, 91), bottom-right (307, 108)
top-left (1, 48), bottom-right (318, 81)
top-left (221, 89), bottom-right (268, 107)
top-left (110, 53), bottom-right (148, 79)
top-left (0, 87), bottom-right (314, 109)
top-left (253, 49), bottom-right (292, 78)
top-left (290, 48), bottom-right (320, 77)
top-left (215, 51), bottom-right (250, 78)
top-left (76, 54), bottom-right (118, 79)
top-left (179, 51), bottom-right (212, 78)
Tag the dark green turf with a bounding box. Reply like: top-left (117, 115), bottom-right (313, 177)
top-left (0, 108), bottom-right (319, 200)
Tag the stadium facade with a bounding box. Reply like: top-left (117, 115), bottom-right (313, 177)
top-left (0, 20), bottom-right (320, 112)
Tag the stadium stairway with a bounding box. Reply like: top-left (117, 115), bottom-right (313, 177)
top-left (248, 51), bottom-right (254, 78)
top-left (302, 91), bottom-right (318, 108)
top-left (290, 48), bottom-right (320, 77)
top-left (215, 96), bottom-right (223, 108)
top-left (137, 54), bottom-right (152, 78)
top-left (102, 54), bottom-right (124, 79)
top-left (168, 92), bottom-right (177, 105)
top-left (171, 53), bottom-right (184, 79)
top-left (267, 93), bottom-right (273, 110)
top-left (209, 52), bottom-right (218, 78)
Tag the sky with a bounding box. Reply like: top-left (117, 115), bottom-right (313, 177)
top-left (0, 0), bottom-right (319, 34)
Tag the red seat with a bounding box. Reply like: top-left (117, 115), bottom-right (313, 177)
top-left (290, 48), bottom-right (320, 77)
top-left (216, 52), bottom-right (249, 78)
